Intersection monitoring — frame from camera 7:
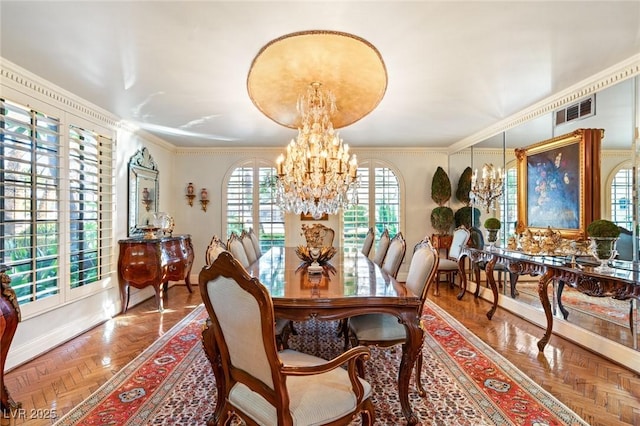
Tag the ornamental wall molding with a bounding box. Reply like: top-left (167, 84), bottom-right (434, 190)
top-left (1, 59), bottom-right (119, 128)
top-left (448, 54), bottom-right (640, 154)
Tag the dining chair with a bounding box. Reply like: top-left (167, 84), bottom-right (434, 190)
top-left (301, 223), bottom-right (335, 248)
top-left (199, 251), bottom-right (376, 426)
top-left (372, 228), bottom-right (391, 267)
top-left (470, 226), bottom-right (518, 298)
top-left (205, 234), bottom-right (227, 266)
top-left (361, 227), bottom-right (375, 258)
top-left (381, 232), bottom-right (406, 278)
top-left (344, 237), bottom-right (439, 396)
top-left (241, 229), bottom-right (258, 264)
top-left (248, 227), bottom-right (262, 257)
top-left (227, 232), bottom-right (250, 268)
top-left (434, 226), bottom-right (470, 296)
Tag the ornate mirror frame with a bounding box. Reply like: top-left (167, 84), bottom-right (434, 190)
top-left (128, 147), bottom-right (159, 236)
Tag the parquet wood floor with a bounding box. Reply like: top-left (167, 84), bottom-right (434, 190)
top-left (2, 283), bottom-right (639, 425)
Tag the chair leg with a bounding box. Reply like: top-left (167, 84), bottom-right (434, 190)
top-left (415, 349), bottom-right (425, 397)
top-left (342, 320), bottom-right (350, 351)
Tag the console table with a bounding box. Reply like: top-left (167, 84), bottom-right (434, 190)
top-left (1, 264), bottom-right (20, 415)
top-left (462, 247), bottom-right (640, 351)
top-left (117, 235), bottom-right (194, 314)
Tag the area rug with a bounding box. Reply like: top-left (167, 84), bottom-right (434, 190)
top-left (517, 281), bottom-right (630, 328)
top-left (54, 300), bottom-right (588, 426)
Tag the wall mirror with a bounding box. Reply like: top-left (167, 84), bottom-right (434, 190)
top-left (128, 147), bottom-right (159, 236)
top-left (461, 74), bottom-right (639, 352)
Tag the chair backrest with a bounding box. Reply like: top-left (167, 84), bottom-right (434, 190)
top-left (248, 227), bottom-right (262, 257)
top-left (227, 232), bottom-right (250, 267)
top-left (199, 251), bottom-right (281, 399)
top-left (469, 226), bottom-right (484, 250)
top-left (205, 234), bottom-right (228, 265)
top-left (241, 230), bottom-right (258, 264)
top-left (361, 227), bottom-right (375, 257)
top-left (372, 228), bottom-right (391, 266)
top-left (616, 226), bottom-right (634, 261)
top-left (381, 232), bottom-right (406, 278)
top-left (448, 227), bottom-right (471, 260)
top-left (405, 237), bottom-right (439, 312)
top-left (302, 223), bottom-right (335, 248)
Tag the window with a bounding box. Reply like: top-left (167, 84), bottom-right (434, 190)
top-left (1, 99), bottom-right (61, 304)
top-left (226, 162), bottom-right (284, 250)
top-left (68, 126), bottom-right (114, 289)
top-left (610, 165), bottom-right (634, 230)
top-left (1, 98), bottom-right (115, 310)
top-left (500, 165), bottom-right (518, 236)
top-left (343, 162), bottom-right (401, 253)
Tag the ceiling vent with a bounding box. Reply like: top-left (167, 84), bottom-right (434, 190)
top-left (555, 95), bottom-right (595, 126)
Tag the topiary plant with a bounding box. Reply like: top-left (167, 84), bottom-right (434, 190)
top-left (484, 217), bottom-right (501, 230)
top-left (431, 166), bottom-right (452, 206)
top-left (456, 166), bottom-right (473, 206)
top-left (431, 206), bottom-right (454, 235)
top-left (586, 219), bottom-right (620, 238)
top-left (455, 206), bottom-right (481, 229)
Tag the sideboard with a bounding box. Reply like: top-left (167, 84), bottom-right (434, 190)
top-left (1, 264), bottom-right (20, 415)
top-left (117, 235), bottom-right (194, 314)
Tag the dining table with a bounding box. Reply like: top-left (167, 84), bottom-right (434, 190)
top-left (242, 246), bottom-right (426, 425)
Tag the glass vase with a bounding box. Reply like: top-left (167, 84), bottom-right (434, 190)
top-left (588, 237), bottom-right (618, 272)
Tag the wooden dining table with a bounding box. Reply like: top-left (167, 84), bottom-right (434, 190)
top-left (243, 246), bottom-right (425, 425)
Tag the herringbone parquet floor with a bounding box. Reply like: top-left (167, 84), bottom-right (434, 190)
top-left (2, 283), bottom-right (639, 425)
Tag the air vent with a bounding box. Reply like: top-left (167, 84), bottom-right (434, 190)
top-left (555, 95), bottom-right (595, 126)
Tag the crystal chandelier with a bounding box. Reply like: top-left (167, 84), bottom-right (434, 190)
top-left (275, 82), bottom-right (359, 219)
top-left (470, 163), bottom-right (505, 213)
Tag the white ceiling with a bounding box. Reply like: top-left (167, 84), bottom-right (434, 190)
top-left (1, 1), bottom-right (639, 149)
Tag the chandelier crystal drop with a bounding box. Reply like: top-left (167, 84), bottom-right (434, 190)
top-left (275, 82), bottom-right (359, 219)
top-left (470, 163), bottom-right (505, 213)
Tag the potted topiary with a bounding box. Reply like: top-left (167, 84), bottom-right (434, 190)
top-left (430, 166), bottom-right (454, 251)
top-left (484, 217), bottom-right (501, 247)
top-left (586, 219), bottom-right (621, 272)
top-left (454, 166), bottom-right (481, 230)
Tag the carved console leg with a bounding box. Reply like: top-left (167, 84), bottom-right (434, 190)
top-left (557, 280), bottom-right (569, 319)
top-left (484, 256), bottom-right (499, 320)
top-left (537, 269), bottom-right (555, 351)
top-left (456, 255), bottom-right (468, 300)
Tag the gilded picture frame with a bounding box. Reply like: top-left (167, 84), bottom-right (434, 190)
top-left (515, 129), bottom-right (602, 240)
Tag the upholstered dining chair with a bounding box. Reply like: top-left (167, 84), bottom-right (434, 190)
top-left (381, 232), bottom-right (406, 278)
top-left (241, 229), bottom-right (258, 264)
top-left (205, 234), bottom-right (227, 266)
top-left (361, 227), bottom-right (375, 258)
top-left (227, 232), bottom-right (250, 268)
top-left (344, 237), bottom-right (439, 396)
top-left (470, 226), bottom-right (518, 298)
top-left (434, 227), bottom-right (470, 296)
top-left (372, 228), bottom-right (391, 267)
top-left (199, 251), bottom-right (376, 426)
top-left (301, 223), bottom-right (335, 248)
top-left (248, 227), bottom-right (262, 257)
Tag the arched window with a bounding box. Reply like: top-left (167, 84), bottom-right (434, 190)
top-left (225, 161), bottom-right (284, 251)
top-left (343, 161), bottom-right (401, 253)
top-left (608, 162), bottom-right (633, 230)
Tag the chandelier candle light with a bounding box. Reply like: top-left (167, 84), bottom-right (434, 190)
top-left (275, 82), bottom-right (359, 219)
top-left (470, 163), bottom-right (505, 213)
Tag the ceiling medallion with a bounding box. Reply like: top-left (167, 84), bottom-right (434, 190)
top-left (247, 30), bottom-right (387, 129)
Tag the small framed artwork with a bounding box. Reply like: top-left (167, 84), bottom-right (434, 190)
top-left (300, 212), bottom-right (329, 221)
top-left (515, 128), bottom-right (603, 239)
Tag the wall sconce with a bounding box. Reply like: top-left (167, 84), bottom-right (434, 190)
top-left (186, 182), bottom-right (195, 207)
top-left (141, 187), bottom-right (153, 211)
top-left (200, 188), bottom-right (209, 212)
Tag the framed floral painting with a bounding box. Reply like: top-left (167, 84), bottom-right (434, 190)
top-left (515, 128), bottom-right (603, 239)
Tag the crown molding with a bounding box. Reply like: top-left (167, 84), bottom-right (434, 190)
top-left (447, 54), bottom-right (640, 155)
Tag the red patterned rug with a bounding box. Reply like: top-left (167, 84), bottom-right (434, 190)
top-left (54, 300), bottom-right (587, 425)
